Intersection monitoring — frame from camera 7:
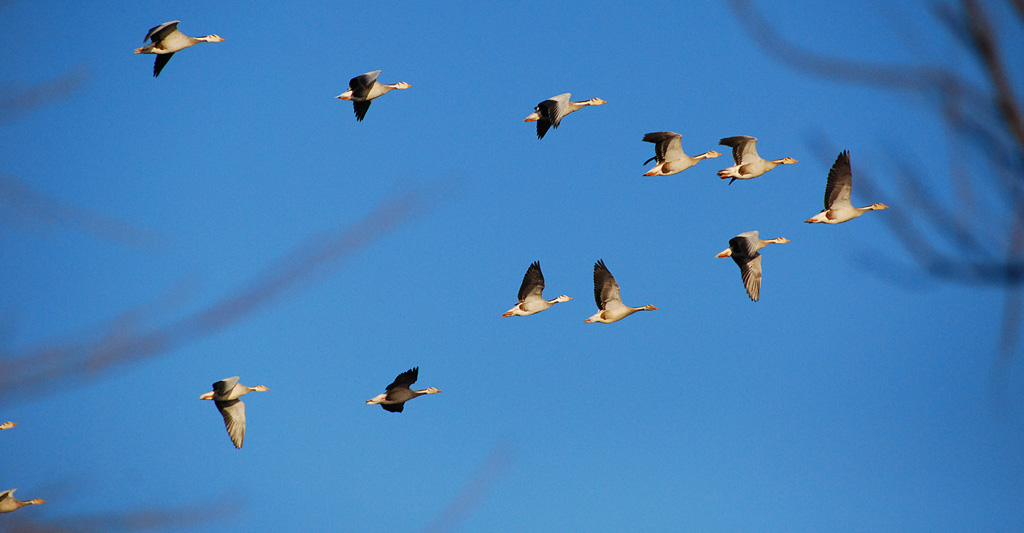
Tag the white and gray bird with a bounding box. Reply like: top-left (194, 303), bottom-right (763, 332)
top-left (716, 231), bottom-right (790, 302)
top-left (584, 260), bottom-right (658, 323)
top-left (502, 261), bottom-right (572, 317)
top-left (524, 93), bottom-right (606, 139)
top-left (805, 150), bottom-right (889, 224)
top-left (366, 367), bottom-right (441, 413)
top-left (642, 132), bottom-right (721, 176)
top-left (335, 70), bottom-right (411, 121)
top-left (133, 21), bottom-right (225, 77)
top-left (200, 376), bottom-right (269, 449)
top-left (716, 136), bottom-right (797, 184)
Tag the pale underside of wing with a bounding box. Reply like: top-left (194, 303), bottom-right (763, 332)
top-left (216, 399), bottom-right (246, 449)
top-left (643, 132), bottom-right (685, 163)
top-left (739, 254), bottom-right (763, 302)
top-left (145, 21), bottom-right (180, 43)
top-left (720, 136), bottom-right (759, 164)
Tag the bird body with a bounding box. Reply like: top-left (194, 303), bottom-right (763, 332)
top-left (134, 21), bottom-right (225, 77)
top-left (524, 93), bottom-right (606, 139)
top-left (366, 367), bottom-right (441, 412)
top-left (335, 70), bottom-right (411, 121)
top-left (0, 421), bottom-right (15, 430)
top-left (503, 261), bottom-right (572, 317)
top-left (716, 136), bottom-right (797, 184)
top-left (805, 151), bottom-right (889, 224)
top-left (584, 260), bottom-right (657, 323)
top-left (0, 489), bottom-right (45, 514)
top-left (199, 376), bottom-right (269, 449)
top-left (716, 231), bottom-right (789, 302)
top-left (642, 132), bottom-right (721, 176)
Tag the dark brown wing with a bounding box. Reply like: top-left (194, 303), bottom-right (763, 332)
top-left (823, 150), bottom-right (853, 209)
top-left (153, 53), bottom-right (174, 77)
top-left (592, 260), bottom-right (622, 310)
top-left (517, 261), bottom-right (545, 302)
top-left (348, 70), bottom-right (380, 99)
top-left (386, 367), bottom-right (418, 391)
top-left (353, 100), bottom-right (371, 121)
top-left (381, 402), bottom-right (405, 413)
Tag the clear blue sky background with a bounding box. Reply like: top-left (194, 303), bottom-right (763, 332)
top-left (3, 0), bottom-right (1023, 531)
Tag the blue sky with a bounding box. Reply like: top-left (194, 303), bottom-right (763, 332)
top-left (2, 0), bottom-right (1024, 530)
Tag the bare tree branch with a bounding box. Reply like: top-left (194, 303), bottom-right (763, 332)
top-left (0, 173), bottom-right (164, 250)
top-left (0, 70), bottom-right (87, 126)
top-left (420, 444), bottom-right (515, 533)
top-left (730, 0), bottom-right (1024, 381)
top-left (3, 494), bottom-right (241, 532)
top-left (0, 187), bottom-right (438, 402)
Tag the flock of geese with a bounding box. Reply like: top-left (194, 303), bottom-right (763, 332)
top-left (3, 20), bottom-right (891, 516)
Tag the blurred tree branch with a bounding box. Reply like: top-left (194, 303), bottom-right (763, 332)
top-left (0, 70), bottom-right (88, 126)
top-left (727, 0), bottom-right (1023, 389)
top-left (0, 172), bottom-right (164, 250)
top-left (0, 188), bottom-right (431, 402)
top-left (3, 493), bottom-right (241, 532)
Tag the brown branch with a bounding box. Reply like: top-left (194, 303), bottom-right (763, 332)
top-left (0, 187), bottom-right (438, 402)
top-left (420, 444), bottom-right (515, 533)
top-left (962, 0), bottom-right (1024, 156)
top-left (0, 70), bottom-right (87, 126)
top-left (0, 174), bottom-right (165, 250)
top-left (4, 494), bottom-right (241, 532)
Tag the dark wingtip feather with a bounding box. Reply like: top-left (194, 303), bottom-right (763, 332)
top-left (382, 402), bottom-right (405, 413)
top-left (353, 101), bottom-right (371, 121)
top-left (152, 54), bottom-right (172, 77)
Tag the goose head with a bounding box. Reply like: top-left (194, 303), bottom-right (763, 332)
top-left (200, 35), bottom-right (226, 43)
top-left (868, 203), bottom-right (889, 211)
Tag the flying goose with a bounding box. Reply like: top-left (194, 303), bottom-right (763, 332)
top-left (0, 489), bottom-right (45, 514)
top-left (503, 261), bottom-right (572, 317)
top-left (805, 151), bottom-right (889, 223)
top-left (716, 231), bottom-right (789, 302)
top-left (199, 376), bottom-right (269, 449)
top-left (134, 21), bottom-right (225, 77)
top-left (584, 260), bottom-right (658, 323)
top-left (717, 136), bottom-right (798, 184)
top-left (524, 93), bottom-right (606, 139)
top-left (0, 422), bottom-right (14, 430)
top-left (335, 70), bottom-right (411, 121)
top-left (642, 132), bottom-right (721, 176)
top-left (366, 367), bottom-right (441, 413)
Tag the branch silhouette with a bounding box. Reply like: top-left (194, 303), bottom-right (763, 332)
top-left (728, 0), bottom-right (1024, 389)
top-left (0, 189), bottom-right (431, 403)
